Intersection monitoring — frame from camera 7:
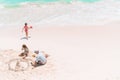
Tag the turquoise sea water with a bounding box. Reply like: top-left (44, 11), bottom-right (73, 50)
top-left (0, 0), bottom-right (100, 4)
top-left (0, 0), bottom-right (100, 5)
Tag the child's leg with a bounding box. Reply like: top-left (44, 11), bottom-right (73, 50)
top-left (31, 61), bottom-right (37, 67)
top-left (25, 31), bottom-right (28, 38)
top-left (22, 53), bottom-right (28, 59)
top-left (19, 53), bottom-right (24, 56)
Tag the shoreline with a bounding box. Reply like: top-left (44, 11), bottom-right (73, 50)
top-left (0, 0), bottom-right (120, 27)
top-left (0, 1), bottom-right (120, 79)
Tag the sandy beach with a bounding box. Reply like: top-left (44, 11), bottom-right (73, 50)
top-left (0, 1), bottom-right (120, 80)
top-left (0, 23), bottom-right (120, 80)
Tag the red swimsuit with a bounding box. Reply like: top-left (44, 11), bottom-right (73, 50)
top-left (24, 26), bottom-right (28, 32)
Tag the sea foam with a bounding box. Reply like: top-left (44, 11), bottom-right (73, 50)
top-left (0, 0), bottom-right (120, 27)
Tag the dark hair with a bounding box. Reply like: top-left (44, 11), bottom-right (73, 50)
top-left (34, 50), bottom-right (39, 54)
top-left (25, 23), bottom-right (27, 25)
top-left (22, 44), bottom-right (28, 48)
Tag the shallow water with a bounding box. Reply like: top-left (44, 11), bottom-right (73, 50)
top-left (0, 0), bottom-right (100, 4)
top-left (0, 0), bottom-right (120, 27)
top-left (0, 0), bottom-right (101, 8)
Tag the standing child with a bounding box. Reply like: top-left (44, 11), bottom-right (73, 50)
top-left (22, 23), bottom-right (32, 39)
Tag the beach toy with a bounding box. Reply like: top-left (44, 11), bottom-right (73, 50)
top-left (30, 26), bottom-right (32, 28)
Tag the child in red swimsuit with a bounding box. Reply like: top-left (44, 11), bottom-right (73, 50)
top-left (22, 23), bottom-right (32, 39)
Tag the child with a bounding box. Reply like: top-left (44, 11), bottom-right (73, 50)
top-left (22, 23), bottom-right (32, 39)
top-left (31, 50), bottom-right (48, 67)
top-left (19, 44), bottom-right (29, 59)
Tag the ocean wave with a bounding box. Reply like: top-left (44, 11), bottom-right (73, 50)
top-left (0, 0), bottom-right (120, 27)
top-left (0, 0), bottom-right (119, 9)
top-left (0, 0), bottom-right (102, 8)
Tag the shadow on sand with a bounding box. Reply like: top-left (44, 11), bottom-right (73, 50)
top-left (20, 36), bottom-right (31, 40)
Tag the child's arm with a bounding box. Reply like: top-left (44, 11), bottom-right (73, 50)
top-left (29, 26), bottom-right (32, 29)
top-left (32, 54), bottom-right (36, 57)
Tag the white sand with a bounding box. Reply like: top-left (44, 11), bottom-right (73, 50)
top-left (0, 23), bottom-right (120, 80)
top-left (0, 1), bottom-right (120, 80)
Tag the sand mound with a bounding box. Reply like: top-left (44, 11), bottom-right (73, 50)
top-left (0, 49), bottom-right (56, 80)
